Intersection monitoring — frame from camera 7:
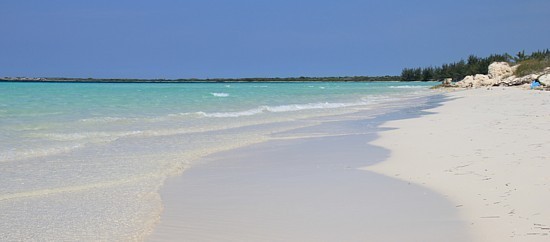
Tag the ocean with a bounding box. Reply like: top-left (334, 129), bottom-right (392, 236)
top-left (0, 81), bottom-right (437, 240)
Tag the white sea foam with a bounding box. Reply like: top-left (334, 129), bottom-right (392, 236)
top-left (79, 117), bottom-right (136, 123)
top-left (78, 99), bottom-right (370, 124)
top-left (3, 111), bottom-right (64, 118)
top-left (389, 85), bottom-right (428, 89)
top-left (197, 101), bottom-right (369, 118)
top-left (1, 130), bottom-right (149, 161)
top-left (80, 113), bottom-right (201, 124)
top-left (211, 92), bottom-right (230, 97)
top-left (36, 130), bottom-right (144, 142)
top-left (0, 143), bottom-right (84, 162)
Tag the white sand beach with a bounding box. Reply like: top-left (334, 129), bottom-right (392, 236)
top-left (366, 88), bottom-right (550, 241)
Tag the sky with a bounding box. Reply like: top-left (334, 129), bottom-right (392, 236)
top-left (1, 0), bottom-right (549, 79)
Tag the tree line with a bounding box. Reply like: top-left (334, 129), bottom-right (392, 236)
top-left (1, 75), bottom-right (402, 83)
top-left (401, 49), bottom-right (550, 81)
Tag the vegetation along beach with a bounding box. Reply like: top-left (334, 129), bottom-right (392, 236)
top-left (1, 0), bottom-right (550, 241)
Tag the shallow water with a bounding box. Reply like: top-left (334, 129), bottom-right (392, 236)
top-left (0, 81), bottom-right (437, 240)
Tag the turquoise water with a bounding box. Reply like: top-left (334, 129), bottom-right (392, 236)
top-left (1, 82), bottom-right (436, 161)
top-left (1, 81), bottom-right (433, 119)
top-left (0, 81), bottom-right (437, 240)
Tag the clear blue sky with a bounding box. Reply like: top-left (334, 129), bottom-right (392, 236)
top-left (1, 0), bottom-right (549, 79)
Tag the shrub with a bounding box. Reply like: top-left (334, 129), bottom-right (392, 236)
top-left (514, 59), bottom-right (550, 76)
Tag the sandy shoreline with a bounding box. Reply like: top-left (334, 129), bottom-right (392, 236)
top-left (366, 88), bottom-right (550, 241)
top-left (148, 95), bottom-right (470, 241)
top-left (149, 88), bottom-right (550, 241)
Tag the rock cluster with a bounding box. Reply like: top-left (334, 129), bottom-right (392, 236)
top-left (539, 72), bottom-right (550, 85)
top-left (454, 62), bottom-right (550, 88)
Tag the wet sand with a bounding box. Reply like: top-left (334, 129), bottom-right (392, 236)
top-left (149, 96), bottom-right (470, 241)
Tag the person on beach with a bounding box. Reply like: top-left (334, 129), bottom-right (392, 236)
top-left (530, 79), bottom-right (542, 89)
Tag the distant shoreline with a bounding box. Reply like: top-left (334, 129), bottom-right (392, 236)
top-left (0, 76), bottom-right (420, 83)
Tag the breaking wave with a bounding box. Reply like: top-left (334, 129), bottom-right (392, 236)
top-left (211, 92), bottom-right (229, 97)
top-left (197, 101), bottom-right (369, 118)
top-left (389, 85), bottom-right (428, 89)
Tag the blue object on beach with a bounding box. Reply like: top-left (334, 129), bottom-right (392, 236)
top-left (531, 80), bottom-right (541, 89)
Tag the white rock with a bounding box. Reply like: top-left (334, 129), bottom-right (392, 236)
top-left (456, 75), bottom-right (474, 88)
top-left (442, 78), bottom-right (453, 86)
top-left (454, 62), bottom-right (544, 88)
top-left (488, 62), bottom-right (513, 82)
top-left (500, 75), bottom-right (517, 86)
top-left (509, 74), bottom-right (538, 86)
top-left (538, 74), bottom-right (550, 86)
top-left (474, 74), bottom-right (493, 86)
top-left (456, 74), bottom-right (495, 87)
